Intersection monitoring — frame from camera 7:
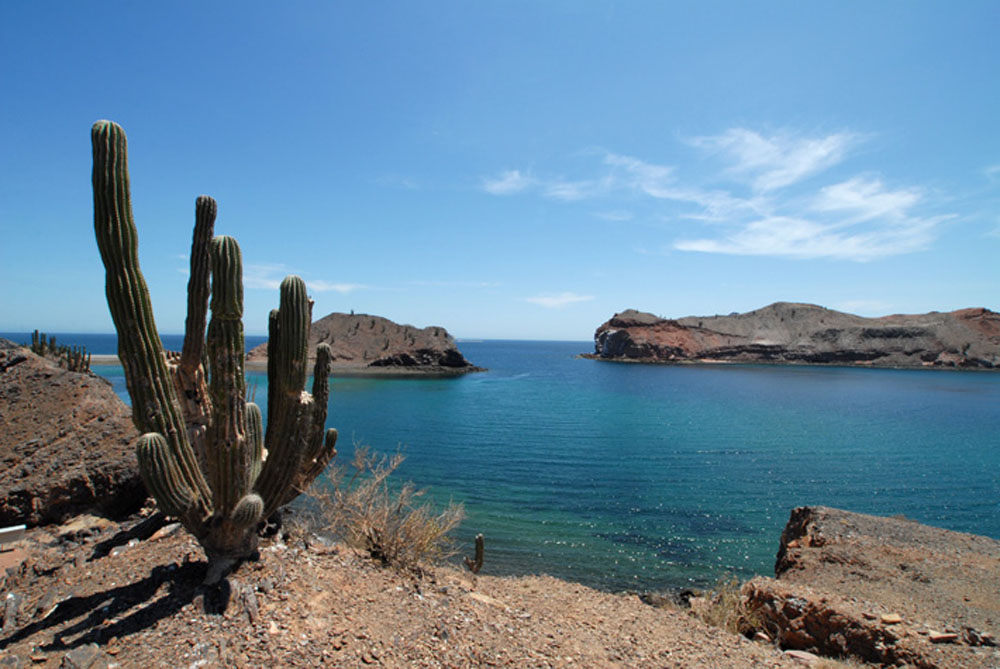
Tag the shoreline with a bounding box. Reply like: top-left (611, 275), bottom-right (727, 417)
top-left (90, 354), bottom-right (485, 378)
top-left (579, 352), bottom-right (1000, 372)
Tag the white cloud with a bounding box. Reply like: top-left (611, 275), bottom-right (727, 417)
top-left (244, 264), bottom-right (365, 293)
top-left (543, 178), bottom-right (610, 201)
top-left (593, 210), bottom-right (634, 221)
top-left (813, 177), bottom-right (921, 223)
top-left (308, 281), bottom-right (366, 293)
top-left (482, 169), bottom-right (534, 195)
top-left (689, 128), bottom-right (857, 191)
top-left (484, 126), bottom-right (952, 262)
top-left (409, 280), bottom-right (503, 288)
top-left (675, 214), bottom-right (939, 261)
top-left (524, 292), bottom-right (595, 309)
top-left (604, 153), bottom-right (675, 197)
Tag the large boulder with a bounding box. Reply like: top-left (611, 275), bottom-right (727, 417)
top-left (0, 339), bottom-right (144, 526)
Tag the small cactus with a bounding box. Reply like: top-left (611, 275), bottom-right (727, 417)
top-left (28, 331), bottom-right (90, 372)
top-left (464, 533), bottom-right (484, 574)
top-left (91, 120), bottom-right (338, 582)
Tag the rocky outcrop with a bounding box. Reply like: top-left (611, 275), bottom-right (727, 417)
top-left (247, 313), bottom-right (482, 375)
top-left (588, 302), bottom-right (1000, 369)
top-left (742, 507), bottom-right (1000, 667)
top-left (0, 339), bottom-right (144, 526)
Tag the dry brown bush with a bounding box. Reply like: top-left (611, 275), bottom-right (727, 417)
top-left (690, 575), bottom-right (765, 637)
top-left (308, 445), bottom-right (464, 571)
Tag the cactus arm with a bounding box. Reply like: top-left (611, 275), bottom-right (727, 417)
top-left (136, 433), bottom-right (206, 528)
top-left (246, 402), bottom-right (264, 484)
top-left (231, 493), bottom-right (264, 528)
top-left (256, 276), bottom-right (317, 515)
top-left (172, 196), bottom-right (217, 472)
top-left (91, 120), bottom-right (212, 514)
top-left (277, 344), bottom-right (337, 506)
top-left (205, 236), bottom-right (249, 516)
top-left (180, 195), bottom-right (216, 372)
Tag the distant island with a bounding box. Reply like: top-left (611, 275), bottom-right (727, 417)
top-left (584, 302), bottom-right (1000, 370)
top-left (246, 312), bottom-right (483, 376)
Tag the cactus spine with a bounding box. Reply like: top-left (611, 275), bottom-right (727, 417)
top-left (91, 120), bottom-right (338, 582)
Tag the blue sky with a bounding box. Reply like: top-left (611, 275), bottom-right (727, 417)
top-left (1, 2), bottom-right (997, 340)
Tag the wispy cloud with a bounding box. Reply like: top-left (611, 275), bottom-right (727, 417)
top-left (543, 177), bottom-right (611, 201)
top-left (689, 128), bottom-right (858, 192)
top-left (409, 280), bottom-right (503, 288)
top-left (482, 169), bottom-right (534, 195)
top-left (524, 292), bottom-right (594, 309)
top-left (812, 177), bottom-right (921, 224)
top-left (674, 214), bottom-right (940, 261)
top-left (244, 264), bottom-right (366, 293)
top-left (593, 210), bottom-right (634, 222)
top-left (484, 127), bottom-right (951, 262)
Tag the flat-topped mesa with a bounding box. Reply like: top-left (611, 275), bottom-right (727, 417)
top-left (247, 312), bottom-right (483, 375)
top-left (587, 302), bottom-right (1000, 369)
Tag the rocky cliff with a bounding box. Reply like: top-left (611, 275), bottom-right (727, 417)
top-left (587, 302), bottom-right (1000, 369)
top-left (0, 339), bottom-right (144, 526)
top-left (740, 506), bottom-right (1000, 667)
top-left (247, 312), bottom-right (482, 375)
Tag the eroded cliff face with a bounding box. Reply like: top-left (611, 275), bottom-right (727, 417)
top-left (741, 506), bottom-right (1000, 667)
top-left (589, 302), bottom-right (1000, 369)
top-left (247, 312), bottom-right (481, 374)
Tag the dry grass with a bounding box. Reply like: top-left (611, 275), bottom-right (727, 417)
top-left (690, 575), bottom-right (765, 638)
top-left (307, 445), bottom-right (464, 571)
top-left (689, 577), bottom-right (873, 667)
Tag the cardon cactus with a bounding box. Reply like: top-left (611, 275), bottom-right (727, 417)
top-left (91, 120), bottom-right (338, 582)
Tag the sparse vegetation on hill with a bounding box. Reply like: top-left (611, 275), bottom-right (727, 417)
top-left (27, 330), bottom-right (90, 372)
top-left (306, 445), bottom-right (464, 571)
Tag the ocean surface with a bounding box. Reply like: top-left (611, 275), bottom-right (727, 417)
top-left (5, 332), bottom-right (999, 593)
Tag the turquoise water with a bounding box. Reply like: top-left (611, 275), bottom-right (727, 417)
top-left (8, 333), bottom-right (999, 592)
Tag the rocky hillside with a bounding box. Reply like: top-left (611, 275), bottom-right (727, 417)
top-left (0, 339), bottom-right (144, 526)
top-left (587, 302), bottom-right (1000, 369)
top-left (247, 312), bottom-right (482, 375)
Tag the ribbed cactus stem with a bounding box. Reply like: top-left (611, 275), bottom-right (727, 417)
top-left (91, 121), bottom-right (212, 519)
top-left (272, 276), bottom-right (310, 397)
top-left (246, 402), bottom-right (264, 484)
top-left (231, 493), bottom-right (264, 528)
top-left (180, 196), bottom-right (216, 372)
top-left (206, 236), bottom-right (248, 517)
top-left (136, 433), bottom-right (197, 520)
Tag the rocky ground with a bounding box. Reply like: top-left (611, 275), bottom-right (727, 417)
top-left (586, 303), bottom-right (1000, 369)
top-left (741, 507), bottom-right (1000, 668)
top-left (0, 510), bottom-right (801, 668)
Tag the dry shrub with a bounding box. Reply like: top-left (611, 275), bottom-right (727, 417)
top-left (309, 445), bottom-right (464, 571)
top-left (691, 575), bottom-right (764, 637)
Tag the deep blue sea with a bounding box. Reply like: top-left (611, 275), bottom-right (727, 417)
top-left (5, 332), bottom-right (999, 593)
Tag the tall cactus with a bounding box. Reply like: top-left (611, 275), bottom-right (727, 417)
top-left (91, 120), bottom-right (338, 582)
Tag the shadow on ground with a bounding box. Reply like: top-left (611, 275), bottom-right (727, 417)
top-left (0, 562), bottom-right (230, 652)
